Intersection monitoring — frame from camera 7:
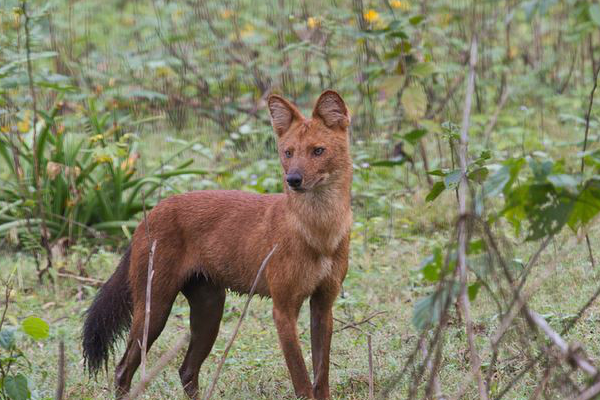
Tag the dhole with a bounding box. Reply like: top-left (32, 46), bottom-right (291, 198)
top-left (82, 90), bottom-right (353, 399)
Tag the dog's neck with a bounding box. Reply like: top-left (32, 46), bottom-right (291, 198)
top-left (285, 174), bottom-right (352, 254)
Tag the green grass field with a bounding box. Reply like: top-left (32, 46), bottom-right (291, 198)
top-left (2, 201), bottom-right (598, 399)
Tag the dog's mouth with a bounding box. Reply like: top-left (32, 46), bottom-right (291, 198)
top-left (288, 177), bottom-right (325, 193)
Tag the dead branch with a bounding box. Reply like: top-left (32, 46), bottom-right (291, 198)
top-left (527, 310), bottom-right (597, 376)
top-left (56, 272), bottom-right (103, 287)
top-left (125, 333), bottom-right (190, 400)
top-left (333, 311), bottom-right (387, 333)
top-left (140, 239), bottom-right (157, 380)
top-left (368, 334), bottom-right (374, 400)
top-left (202, 244), bottom-right (278, 400)
top-left (456, 36), bottom-right (488, 400)
top-left (55, 340), bottom-right (65, 400)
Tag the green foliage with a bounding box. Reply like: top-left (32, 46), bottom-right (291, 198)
top-left (0, 296), bottom-right (50, 400)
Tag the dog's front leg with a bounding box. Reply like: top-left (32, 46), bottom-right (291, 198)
top-left (272, 296), bottom-right (313, 398)
top-left (310, 287), bottom-right (336, 400)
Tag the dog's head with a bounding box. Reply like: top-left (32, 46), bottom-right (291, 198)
top-left (267, 90), bottom-right (351, 194)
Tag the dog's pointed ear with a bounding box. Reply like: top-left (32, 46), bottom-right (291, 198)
top-left (312, 90), bottom-right (350, 130)
top-left (267, 94), bottom-right (303, 137)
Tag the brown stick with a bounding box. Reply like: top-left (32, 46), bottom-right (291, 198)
top-left (139, 239), bottom-right (157, 380)
top-left (456, 36), bottom-right (488, 400)
top-left (55, 340), bottom-right (65, 400)
top-left (572, 380), bottom-right (600, 400)
top-left (527, 310), bottom-right (597, 376)
top-left (202, 244), bottom-right (278, 400)
top-left (56, 272), bottom-right (103, 286)
top-left (125, 333), bottom-right (190, 400)
top-left (580, 61), bottom-right (599, 270)
top-left (368, 334), bottom-right (374, 400)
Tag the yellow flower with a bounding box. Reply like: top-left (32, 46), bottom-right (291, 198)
top-left (391, 0), bottom-right (410, 11)
top-left (95, 155), bottom-right (112, 164)
top-left (90, 134), bottom-right (103, 143)
top-left (307, 17), bottom-right (319, 29)
top-left (240, 24), bottom-right (254, 39)
top-left (17, 119), bottom-right (30, 133)
top-left (221, 9), bottom-right (233, 19)
top-left (364, 9), bottom-right (379, 23)
top-left (1, 125), bottom-right (9, 133)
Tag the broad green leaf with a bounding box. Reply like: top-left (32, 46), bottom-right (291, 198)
top-left (410, 62), bottom-right (436, 78)
top-left (468, 282), bottom-right (482, 302)
top-left (568, 178), bottom-right (600, 230)
top-left (412, 284), bottom-right (459, 330)
top-left (0, 328), bottom-right (15, 349)
top-left (547, 174), bottom-right (581, 192)
top-left (426, 181), bottom-right (445, 202)
top-left (444, 170), bottom-right (462, 189)
top-left (370, 159), bottom-right (406, 167)
top-left (4, 374), bottom-right (30, 400)
top-left (403, 129), bottom-right (427, 145)
top-left (468, 167), bottom-right (489, 183)
top-left (21, 317), bottom-right (49, 341)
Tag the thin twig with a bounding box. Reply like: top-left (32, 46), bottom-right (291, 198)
top-left (527, 310), bottom-right (597, 376)
top-left (55, 272), bottom-right (103, 286)
top-left (368, 334), bottom-right (374, 400)
top-left (55, 340), bottom-right (65, 400)
top-left (333, 311), bottom-right (387, 333)
top-left (580, 61), bottom-right (600, 270)
top-left (125, 333), bottom-right (190, 400)
top-left (202, 244), bottom-right (278, 400)
top-left (571, 380), bottom-right (600, 400)
top-left (140, 239), bottom-right (157, 380)
top-left (456, 36), bottom-right (487, 400)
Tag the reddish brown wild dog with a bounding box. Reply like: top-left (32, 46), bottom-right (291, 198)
top-left (82, 90), bottom-right (353, 399)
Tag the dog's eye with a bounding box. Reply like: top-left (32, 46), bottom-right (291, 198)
top-left (313, 147), bottom-right (325, 156)
top-left (284, 150), bottom-right (293, 158)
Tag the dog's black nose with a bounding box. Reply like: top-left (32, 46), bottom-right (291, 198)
top-left (286, 173), bottom-right (303, 189)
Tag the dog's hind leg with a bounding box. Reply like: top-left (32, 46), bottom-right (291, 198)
top-left (178, 276), bottom-right (226, 399)
top-left (114, 279), bottom-right (180, 398)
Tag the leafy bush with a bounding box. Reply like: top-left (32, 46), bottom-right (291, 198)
top-left (0, 97), bottom-right (205, 244)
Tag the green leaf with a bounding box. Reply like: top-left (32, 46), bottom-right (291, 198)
top-left (370, 159), bottom-right (406, 167)
top-left (410, 62), bottom-right (436, 78)
top-left (403, 129), bottom-right (427, 145)
top-left (444, 170), bottom-right (462, 189)
top-left (21, 317), bottom-right (49, 341)
top-left (0, 328), bottom-right (15, 349)
top-left (412, 284), bottom-right (459, 330)
top-left (426, 181), bottom-right (445, 202)
top-left (4, 374), bottom-right (31, 400)
top-left (547, 174), bottom-right (581, 192)
top-left (468, 282), bottom-right (482, 302)
top-left (420, 248), bottom-right (443, 282)
top-left (427, 169), bottom-right (446, 177)
top-left (409, 15), bottom-right (425, 25)
top-left (468, 167), bottom-right (489, 183)
top-left (568, 178), bottom-right (600, 230)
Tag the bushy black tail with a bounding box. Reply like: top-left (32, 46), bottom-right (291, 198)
top-left (83, 245), bottom-right (132, 375)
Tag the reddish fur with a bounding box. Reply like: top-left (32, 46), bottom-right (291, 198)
top-left (109, 91), bottom-right (352, 399)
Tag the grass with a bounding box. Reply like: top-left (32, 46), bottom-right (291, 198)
top-left (2, 202), bottom-right (599, 399)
